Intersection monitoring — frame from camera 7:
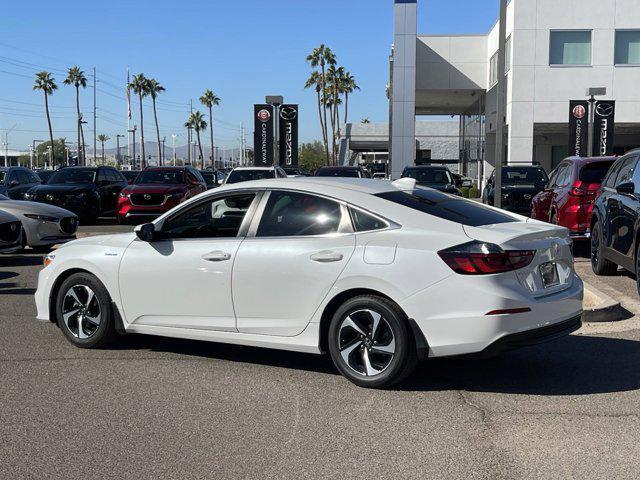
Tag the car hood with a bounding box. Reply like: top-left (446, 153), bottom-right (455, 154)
top-left (0, 200), bottom-right (76, 218)
top-left (57, 232), bottom-right (137, 251)
top-left (124, 184), bottom-right (186, 195)
top-left (29, 184), bottom-right (95, 194)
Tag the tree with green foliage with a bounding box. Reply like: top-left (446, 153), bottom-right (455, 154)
top-left (35, 138), bottom-right (66, 167)
top-left (128, 73), bottom-right (149, 168)
top-left (33, 72), bottom-right (58, 166)
top-left (299, 141), bottom-right (325, 173)
top-left (185, 111), bottom-right (207, 168)
top-left (306, 44), bottom-right (336, 164)
top-left (200, 89), bottom-right (221, 169)
top-left (63, 66), bottom-right (88, 164)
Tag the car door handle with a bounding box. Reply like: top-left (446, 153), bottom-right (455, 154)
top-left (310, 251), bottom-right (344, 263)
top-left (202, 251), bottom-right (232, 262)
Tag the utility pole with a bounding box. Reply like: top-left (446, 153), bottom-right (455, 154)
top-left (187, 126), bottom-right (193, 164)
top-left (116, 134), bottom-right (124, 166)
top-left (3, 124), bottom-right (17, 167)
top-left (494, 0), bottom-right (508, 209)
top-left (93, 67), bottom-right (97, 165)
top-left (28, 144), bottom-right (33, 169)
top-left (162, 137), bottom-right (166, 166)
top-left (171, 134), bottom-right (177, 165)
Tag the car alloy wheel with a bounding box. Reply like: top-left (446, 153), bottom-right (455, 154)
top-left (62, 285), bottom-right (102, 339)
top-left (338, 309), bottom-right (396, 377)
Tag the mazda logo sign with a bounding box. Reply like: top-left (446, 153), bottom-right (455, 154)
top-left (280, 107), bottom-right (297, 121)
top-left (596, 103), bottom-right (614, 117)
top-left (572, 105), bottom-right (586, 119)
top-left (144, 194), bottom-right (151, 200)
top-left (10, 223), bottom-right (16, 232)
top-left (46, 194), bottom-right (54, 201)
top-left (524, 194), bottom-right (532, 200)
top-left (257, 109), bottom-right (271, 122)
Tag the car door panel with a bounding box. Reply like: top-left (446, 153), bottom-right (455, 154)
top-left (119, 238), bottom-right (242, 331)
top-left (232, 235), bottom-right (356, 336)
top-left (610, 156), bottom-right (638, 267)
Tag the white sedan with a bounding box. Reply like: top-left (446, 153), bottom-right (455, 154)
top-left (35, 178), bottom-right (583, 388)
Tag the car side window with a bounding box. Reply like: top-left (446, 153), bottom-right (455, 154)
top-left (614, 156), bottom-right (638, 186)
top-left (16, 170), bottom-right (32, 184)
top-left (161, 193), bottom-right (256, 239)
top-left (96, 169), bottom-right (108, 184)
top-left (349, 207), bottom-right (388, 232)
top-left (555, 164), bottom-right (571, 187)
top-left (256, 191), bottom-right (343, 237)
top-left (547, 168), bottom-right (559, 187)
top-left (113, 170), bottom-right (126, 183)
top-left (603, 158), bottom-right (624, 188)
top-left (28, 171), bottom-right (40, 183)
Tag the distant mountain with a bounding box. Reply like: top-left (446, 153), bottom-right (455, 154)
top-left (87, 142), bottom-right (245, 163)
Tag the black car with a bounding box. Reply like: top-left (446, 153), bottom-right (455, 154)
top-left (315, 166), bottom-right (371, 178)
top-left (24, 166), bottom-right (128, 222)
top-left (34, 169), bottom-right (55, 185)
top-left (590, 149), bottom-right (640, 291)
top-left (199, 170), bottom-right (224, 189)
top-left (401, 165), bottom-right (461, 196)
top-left (282, 167), bottom-right (310, 177)
top-left (483, 165), bottom-right (549, 215)
top-left (0, 167), bottom-right (41, 200)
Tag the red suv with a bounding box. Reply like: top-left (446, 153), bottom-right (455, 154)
top-left (531, 156), bottom-right (616, 239)
top-left (117, 166), bottom-right (207, 224)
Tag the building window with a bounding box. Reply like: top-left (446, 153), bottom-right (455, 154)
top-left (615, 30), bottom-right (640, 65)
top-left (505, 35), bottom-right (512, 72)
top-left (549, 30), bottom-right (592, 66)
top-left (489, 52), bottom-right (498, 87)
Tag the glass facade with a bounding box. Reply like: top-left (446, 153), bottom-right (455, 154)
top-left (549, 31), bottom-right (592, 65)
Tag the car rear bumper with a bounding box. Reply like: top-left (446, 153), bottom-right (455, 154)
top-left (400, 271), bottom-right (584, 358)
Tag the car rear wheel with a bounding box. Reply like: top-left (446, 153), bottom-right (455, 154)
top-left (591, 221), bottom-right (617, 276)
top-left (328, 295), bottom-right (417, 389)
top-left (55, 272), bottom-right (118, 348)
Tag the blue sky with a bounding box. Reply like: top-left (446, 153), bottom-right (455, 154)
top-left (0, 0), bottom-right (498, 152)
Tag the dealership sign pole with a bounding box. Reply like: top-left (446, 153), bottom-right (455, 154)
top-left (253, 104), bottom-right (275, 166)
top-left (568, 101), bottom-right (589, 157)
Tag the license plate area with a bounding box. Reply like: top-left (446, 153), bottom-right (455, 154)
top-left (539, 261), bottom-right (560, 288)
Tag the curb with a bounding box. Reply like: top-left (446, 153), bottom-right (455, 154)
top-left (582, 281), bottom-right (626, 323)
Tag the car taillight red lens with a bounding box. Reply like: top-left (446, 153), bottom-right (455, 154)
top-left (438, 241), bottom-right (535, 275)
top-left (569, 180), bottom-right (597, 197)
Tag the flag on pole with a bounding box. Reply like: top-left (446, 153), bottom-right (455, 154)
top-left (126, 70), bottom-right (131, 120)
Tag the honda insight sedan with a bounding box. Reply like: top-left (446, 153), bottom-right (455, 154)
top-left (36, 178), bottom-right (583, 388)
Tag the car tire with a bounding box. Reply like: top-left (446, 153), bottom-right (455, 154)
top-left (55, 272), bottom-right (118, 348)
top-left (591, 220), bottom-right (617, 276)
top-left (328, 295), bottom-right (417, 389)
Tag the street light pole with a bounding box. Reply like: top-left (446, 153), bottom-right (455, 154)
top-left (128, 126), bottom-right (137, 169)
top-left (116, 134), bottom-right (124, 166)
top-left (172, 134), bottom-right (177, 166)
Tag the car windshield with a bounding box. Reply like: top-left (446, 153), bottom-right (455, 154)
top-left (48, 169), bottom-right (96, 184)
top-left (501, 167), bottom-right (548, 186)
top-left (580, 162), bottom-right (615, 183)
top-left (36, 171), bottom-right (54, 184)
top-left (135, 170), bottom-right (184, 185)
top-left (122, 171), bottom-right (140, 181)
top-left (226, 169), bottom-right (274, 184)
top-left (316, 168), bottom-right (360, 178)
top-left (402, 168), bottom-right (452, 185)
top-left (377, 188), bottom-right (518, 227)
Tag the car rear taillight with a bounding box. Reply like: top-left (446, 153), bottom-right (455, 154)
top-left (569, 180), bottom-right (598, 197)
top-left (438, 241), bottom-right (535, 275)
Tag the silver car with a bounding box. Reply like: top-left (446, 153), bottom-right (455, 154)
top-left (0, 209), bottom-right (22, 253)
top-left (0, 194), bottom-right (78, 250)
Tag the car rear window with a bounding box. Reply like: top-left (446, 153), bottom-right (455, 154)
top-left (226, 170), bottom-right (274, 184)
top-left (579, 161), bottom-right (615, 184)
top-left (502, 167), bottom-right (548, 187)
top-left (376, 188), bottom-right (518, 227)
top-left (315, 168), bottom-right (360, 178)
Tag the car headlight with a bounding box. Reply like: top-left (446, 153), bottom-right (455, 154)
top-left (23, 193), bottom-right (34, 200)
top-left (119, 192), bottom-right (130, 198)
top-left (43, 254), bottom-right (55, 267)
top-left (24, 214), bottom-right (58, 222)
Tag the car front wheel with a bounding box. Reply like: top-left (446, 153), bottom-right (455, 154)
top-left (328, 295), bottom-right (417, 388)
top-left (55, 272), bottom-right (118, 348)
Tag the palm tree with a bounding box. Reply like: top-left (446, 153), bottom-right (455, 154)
top-left (128, 73), bottom-right (149, 169)
top-left (33, 72), bottom-right (58, 166)
top-left (146, 78), bottom-right (165, 165)
top-left (304, 71), bottom-right (328, 161)
top-left (307, 44), bottom-right (336, 164)
top-left (63, 66), bottom-right (88, 165)
top-left (327, 65), bottom-right (345, 164)
top-left (185, 111), bottom-right (207, 168)
top-left (97, 134), bottom-right (109, 164)
top-left (199, 89), bottom-right (221, 169)
top-left (341, 71), bottom-right (360, 126)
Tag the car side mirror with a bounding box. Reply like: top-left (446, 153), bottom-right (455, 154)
top-left (616, 181), bottom-right (635, 196)
top-left (135, 223), bottom-right (157, 242)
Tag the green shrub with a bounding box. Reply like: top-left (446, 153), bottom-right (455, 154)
top-left (468, 186), bottom-right (480, 198)
top-left (460, 186), bottom-right (470, 198)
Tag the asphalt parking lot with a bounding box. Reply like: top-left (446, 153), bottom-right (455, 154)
top-left (1, 229), bottom-right (640, 479)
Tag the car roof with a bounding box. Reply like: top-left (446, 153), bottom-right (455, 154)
top-left (144, 166), bottom-right (187, 170)
top-left (317, 166), bottom-right (360, 170)
top-left (404, 165), bottom-right (449, 169)
top-left (562, 156), bottom-right (617, 164)
top-left (230, 167), bottom-right (276, 171)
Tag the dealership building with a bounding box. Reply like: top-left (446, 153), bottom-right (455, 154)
top-left (390, 0), bottom-right (640, 184)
